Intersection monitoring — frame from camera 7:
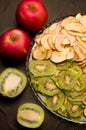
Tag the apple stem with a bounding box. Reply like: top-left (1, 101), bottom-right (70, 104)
top-left (9, 35), bottom-right (17, 42)
top-left (28, 4), bottom-right (36, 10)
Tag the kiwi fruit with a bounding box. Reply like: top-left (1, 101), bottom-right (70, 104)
top-left (57, 96), bottom-right (68, 116)
top-left (0, 68), bottom-right (27, 98)
top-left (31, 78), bottom-right (39, 91)
top-left (65, 89), bottom-right (83, 98)
top-left (69, 65), bottom-right (82, 76)
top-left (67, 102), bottom-right (83, 118)
top-left (46, 91), bottom-right (64, 111)
top-left (28, 58), bottom-right (86, 122)
top-left (56, 60), bottom-right (71, 70)
top-left (51, 69), bottom-right (64, 85)
top-left (37, 77), bottom-right (61, 96)
top-left (29, 60), bottom-right (56, 77)
top-left (58, 70), bottom-right (77, 90)
top-left (17, 103), bottom-right (44, 128)
top-left (68, 96), bottom-right (83, 105)
top-left (73, 75), bottom-right (86, 91)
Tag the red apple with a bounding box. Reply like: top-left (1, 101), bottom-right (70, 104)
top-left (16, 0), bottom-right (48, 32)
top-left (0, 28), bottom-right (31, 61)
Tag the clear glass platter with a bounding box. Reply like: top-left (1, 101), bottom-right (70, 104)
top-left (26, 17), bottom-right (86, 124)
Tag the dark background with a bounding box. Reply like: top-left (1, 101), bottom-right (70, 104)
top-left (0, 0), bottom-right (86, 130)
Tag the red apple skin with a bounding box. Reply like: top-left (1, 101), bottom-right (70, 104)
top-left (0, 28), bottom-right (31, 61)
top-left (16, 0), bottom-right (48, 32)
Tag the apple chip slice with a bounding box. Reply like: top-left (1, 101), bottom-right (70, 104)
top-left (66, 47), bottom-right (75, 60)
top-left (76, 13), bottom-right (86, 28)
top-left (47, 36), bottom-right (56, 50)
top-left (54, 33), bottom-right (65, 51)
top-left (61, 16), bottom-right (78, 27)
top-left (64, 22), bottom-right (86, 33)
top-left (50, 48), bottom-right (67, 63)
top-left (40, 34), bottom-right (52, 50)
top-left (32, 45), bottom-right (47, 60)
top-left (73, 44), bottom-right (85, 61)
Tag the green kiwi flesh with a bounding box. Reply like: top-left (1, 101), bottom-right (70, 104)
top-left (37, 77), bottom-right (61, 96)
top-left (29, 60), bottom-right (56, 77)
top-left (0, 68), bottom-right (27, 98)
top-left (74, 75), bottom-right (86, 91)
top-left (67, 102), bottom-right (83, 118)
top-left (58, 96), bottom-right (68, 116)
top-left (69, 65), bottom-right (82, 76)
top-left (46, 91), bottom-right (64, 111)
top-left (29, 59), bottom-right (86, 122)
top-left (57, 70), bottom-right (77, 90)
top-left (17, 103), bottom-right (44, 128)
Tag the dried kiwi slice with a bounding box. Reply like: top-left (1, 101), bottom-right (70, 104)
top-left (57, 96), bottom-right (68, 116)
top-left (51, 69), bottom-right (64, 85)
top-left (65, 89), bottom-right (83, 98)
top-left (46, 91), bottom-right (64, 111)
top-left (69, 65), bottom-right (82, 76)
top-left (68, 96), bottom-right (83, 105)
top-left (58, 70), bottom-right (77, 90)
top-left (0, 68), bottom-right (27, 98)
top-left (56, 60), bottom-right (72, 70)
top-left (74, 75), bottom-right (86, 91)
top-left (29, 60), bottom-right (56, 77)
top-left (67, 102), bottom-right (83, 118)
top-left (17, 103), bottom-right (44, 128)
top-left (38, 77), bottom-right (61, 96)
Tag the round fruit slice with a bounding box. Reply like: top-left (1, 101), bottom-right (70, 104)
top-left (56, 60), bottom-right (72, 70)
top-left (58, 96), bottom-right (68, 116)
top-left (67, 102), bottom-right (83, 118)
top-left (46, 91), bottom-right (64, 111)
top-left (58, 70), bottom-right (77, 90)
top-left (0, 68), bottom-right (27, 98)
top-left (74, 75), bottom-right (86, 91)
top-left (17, 103), bottom-right (44, 128)
top-left (29, 60), bottom-right (56, 77)
top-left (69, 65), bottom-right (82, 76)
top-left (38, 77), bottom-right (61, 96)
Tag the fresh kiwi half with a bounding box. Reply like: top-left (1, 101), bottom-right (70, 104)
top-left (17, 103), bottom-right (44, 128)
top-left (0, 68), bottom-right (27, 98)
top-left (29, 60), bottom-right (56, 77)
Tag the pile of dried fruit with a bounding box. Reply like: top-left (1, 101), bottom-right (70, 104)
top-left (28, 13), bottom-right (86, 123)
top-left (32, 13), bottom-right (86, 65)
top-left (28, 59), bottom-right (86, 122)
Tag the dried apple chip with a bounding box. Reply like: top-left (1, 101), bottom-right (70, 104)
top-left (32, 45), bottom-right (47, 60)
top-left (50, 49), bottom-right (67, 63)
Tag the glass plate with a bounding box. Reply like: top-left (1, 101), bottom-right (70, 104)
top-left (26, 17), bottom-right (86, 124)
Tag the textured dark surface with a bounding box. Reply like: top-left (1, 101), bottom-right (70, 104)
top-left (0, 0), bottom-right (86, 130)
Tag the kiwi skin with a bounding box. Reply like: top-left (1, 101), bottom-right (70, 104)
top-left (17, 103), bottom-right (45, 128)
